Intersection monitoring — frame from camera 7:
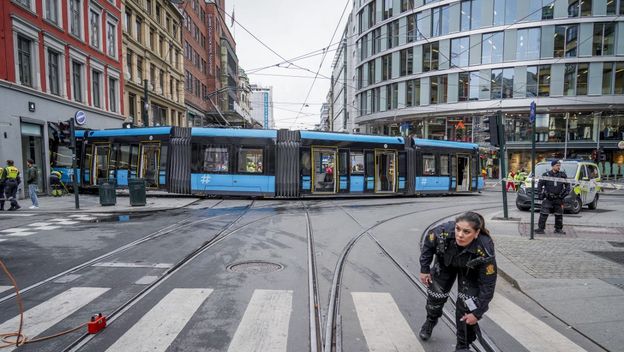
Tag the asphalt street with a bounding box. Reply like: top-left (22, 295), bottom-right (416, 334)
top-left (0, 194), bottom-right (620, 351)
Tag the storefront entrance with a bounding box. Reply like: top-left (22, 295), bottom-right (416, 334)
top-left (20, 122), bottom-right (45, 192)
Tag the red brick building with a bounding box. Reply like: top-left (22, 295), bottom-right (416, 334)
top-left (0, 0), bottom-right (124, 194)
top-left (180, 0), bottom-right (246, 126)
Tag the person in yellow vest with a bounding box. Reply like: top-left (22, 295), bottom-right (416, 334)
top-left (50, 170), bottom-right (64, 196)
top-left (0, 166), bottom-right (6, 211)
top-left (4, 160), bottom-right (21, 211)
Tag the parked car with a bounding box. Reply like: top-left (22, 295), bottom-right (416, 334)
top-left (516, 160), bottom-right (601, 214)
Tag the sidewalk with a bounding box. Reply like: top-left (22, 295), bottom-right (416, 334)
top-left (12, 194), bottom-right (200, 214)
top-left (486, 203), bottom-right (624, 351)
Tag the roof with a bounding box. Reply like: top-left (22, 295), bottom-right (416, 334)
top-left (85, 127), bottom-right (173, 137)
top-left (191, 128), bottom-right (277, 139)
top-left (301, 131), bottom-right (404, 144)
top-left (413, 138), bottom-right (478, 150)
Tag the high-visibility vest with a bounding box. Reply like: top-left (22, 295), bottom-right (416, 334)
top-left (51, 170), bottom-right (62, 178)
top-left (5, 166), bottom-right (19, 179)
top-left (0, 167), bottom-right (4, 179)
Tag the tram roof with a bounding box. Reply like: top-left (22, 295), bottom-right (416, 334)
top-left (413, 138), bottom-right (478, 150)
top-left (191, 128), bottom-right (277, 139)
top-left (85, 127), bottom-right (173, 137)
top-left (301, 131), bottom-right (404, 144)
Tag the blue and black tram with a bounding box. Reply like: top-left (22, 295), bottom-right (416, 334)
top-left (51, 127), bottom-right (482, 198)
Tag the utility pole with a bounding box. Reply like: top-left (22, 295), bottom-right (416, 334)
top-left (530, 102), bottom-right (537, 240)
top-left (69, 118), bottom-right (80, 209)
top-left (498, 110), bottom-right (509, 219)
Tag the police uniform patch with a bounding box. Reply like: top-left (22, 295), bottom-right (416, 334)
top-left (429, 232), bottom-right (435, 242)
top-left (485, 264), bottom-right (496, 275)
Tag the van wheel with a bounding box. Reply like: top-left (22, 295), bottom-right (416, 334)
top-left (570, 197), bottom-right (582, 214)
top-left (588, 194), bottom-right (599, 210)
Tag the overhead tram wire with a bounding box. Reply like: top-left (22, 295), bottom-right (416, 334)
top-left (290, 0), bottom-right (352, 129)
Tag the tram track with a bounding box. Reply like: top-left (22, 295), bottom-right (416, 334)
top-left (303, 202), bottom-right (324, 352)
top-left (323, 200), bottom-right (503, 352)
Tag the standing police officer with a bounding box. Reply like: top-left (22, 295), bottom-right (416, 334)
top-left (0, 166), bottom-right (5, 210)
top-left (536, 160), bottom-right (570, 234)
top-left (418, 212), bottom-right (497, 351)
top-left (4, 160), bottom-right (21, 211)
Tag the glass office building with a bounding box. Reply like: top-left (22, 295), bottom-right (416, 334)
top-left (353, 0), bottom-right (624, 178)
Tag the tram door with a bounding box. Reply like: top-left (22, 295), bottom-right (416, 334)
top-left (92, 144), bottom-right (111, 185)
top-left (139, 142), bottom-right (161, 188)
top-left (375, 150), bottom-right (397, 193)
top-left (312, 148), bottom-right (337, 194)
top-left (456, 155), bottom-right (470, 192)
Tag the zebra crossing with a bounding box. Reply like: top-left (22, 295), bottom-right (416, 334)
top-left (0, 287), bottom-right (587, 352)
top-left (0, 214), bottom-right (106, 239)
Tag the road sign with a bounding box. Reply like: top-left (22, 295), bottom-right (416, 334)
top-left (75, 110), bottom-right (86, 125)
top-left (529, 101), bottom-right (536, 123)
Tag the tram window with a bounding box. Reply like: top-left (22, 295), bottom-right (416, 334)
top-left (365, 152), bottom-right (374, 175)
top-left (339, 151), bottom-right (348, 175)
top-left (109, 144), bottom-right (120, 178)
top-left (440, 155), bottom-right (449, 175)
top-left (351, 152), bottom-right (364, 174)
top-left (119, 145), bottom-right (131, 170)
top-left (51, 145), bottom-right (73, 168)
top-left (301, 150), bottom-right (311, 176)
top-left (203, 146), bottom-right (229, 172)
top-left (160, 145), bottom-right (168, 174)
top-left (399, 153), bottom-right (407, 176)
top-left (129, 145), bottom-right (139, 177)
top-left (238, 148), bottom-right (263, 173)
top-left (423, 154), bottom-right (436, 175)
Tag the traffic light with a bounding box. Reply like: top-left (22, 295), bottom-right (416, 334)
top-left (483, 114), bottom-right (500, 147)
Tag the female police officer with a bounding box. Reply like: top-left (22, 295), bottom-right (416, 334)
top-left (418, 212), bottom-right (497, 351)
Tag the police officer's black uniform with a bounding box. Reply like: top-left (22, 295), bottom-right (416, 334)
top-left (537, 162), bottom-right (570, 234)
top-left (0, 168), bottom-right (6, 211)
top-left (4, 164), bottom-right (21, 211)
top-left (419, 221), bottom-right (497, 350)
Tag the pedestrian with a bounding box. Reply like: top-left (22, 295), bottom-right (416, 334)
top-left (50, 170), bottom-right (64, 196)
top-left (4, 160), bottom-right (21, 211)
top-left (506, 170), bottom-right (517, 192)
top-left (418, 212), bottom-right (497, 351)
top-left (0, 166), bottom-right (6, 211)
top-left (536, 160), bottom-right (570, 234)
top-left (26, 159), bottom-right (40, 209)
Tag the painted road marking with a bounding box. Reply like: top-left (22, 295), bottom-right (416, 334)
top-left (31, 226), bottom-right (61, 231)
top-left (0, 213), bottom-right (34, 217)
top-left (53, 274), bottom-right (82, 284)
top-left (134, 276), bottom-right (159, 285)
top-left (227, 289), bottom-right (293, 352)
top-left (0, 287), bottom-right (109, 352)
top-left (0, 286), bottom-right (12, 294)
top-left (104, 288), bottom-right (213, 352)
top-left (0, 228), bottom-right (32, 233)
top-left (27, 222), bottom-right (53, 227)
top-left (488, 294), bottom-right (587, 352)
top-left (6, 232), bottom-right (37, 237)
top-left (352, 292), bottom-right (424, 352)
top-left (92, 262), bottom-right (173, 269)
top-left (49, 219), bottom-right (79, 225)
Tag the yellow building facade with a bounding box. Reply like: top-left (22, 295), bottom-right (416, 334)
top-left (122, 0), bottom-right (185, 127)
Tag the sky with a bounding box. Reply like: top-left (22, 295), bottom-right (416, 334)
top-left (224, 0), bottom-right (352, 129)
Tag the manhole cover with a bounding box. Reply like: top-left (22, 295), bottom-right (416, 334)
top-left (227, 261), bottom-right (284, 273)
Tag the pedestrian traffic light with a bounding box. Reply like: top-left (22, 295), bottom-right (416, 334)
top-left (483, 115), bottom-right (500, 147)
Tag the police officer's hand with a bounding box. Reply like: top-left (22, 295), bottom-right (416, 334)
top-left (419, 273), bottom-right (432, 287)
top-left (460, 313), bottom-right (478, 325)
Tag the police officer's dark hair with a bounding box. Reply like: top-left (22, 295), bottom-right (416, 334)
top-left (6, 160), bottom-right (14, 166)
top-left (455, 211), bottom-right (491, 237)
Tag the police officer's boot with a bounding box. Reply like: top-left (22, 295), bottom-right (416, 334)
top-left (554, 215), bottom-right (565, 234)
top-left (536, 214), bottom-right (547, 234)
top-left (419, 318), bottom-right (437, 340)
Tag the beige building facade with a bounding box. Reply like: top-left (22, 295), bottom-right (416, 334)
top-left (122, 0), bottom-right (186, 127)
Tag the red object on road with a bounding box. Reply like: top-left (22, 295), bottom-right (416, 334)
top-left (87, 313), bottom-right (107, 334)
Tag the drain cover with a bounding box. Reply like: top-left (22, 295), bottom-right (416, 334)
top-left (227, 261), bottom-right (284, 273)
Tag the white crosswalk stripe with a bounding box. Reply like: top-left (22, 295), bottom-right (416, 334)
top-left (104, 288), bottom-right (213, 352)
top-left (0, 215), bottom-right (100, 240)
top-left (0, 286), bottom-right (13, 294)
top-left (0, 287), bottom-right (109, 352)
top-left (488, 294), bottom-right (587, 352)
top-left (227, 289), bottom-right (293, 352)
top-left (352, 292), bottom-right (424, 352)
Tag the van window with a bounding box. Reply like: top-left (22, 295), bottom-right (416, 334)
top-left (586, 164), bottom-right (599, 179)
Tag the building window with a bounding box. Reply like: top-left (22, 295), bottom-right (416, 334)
top-left (372, 28), bottom-right (381, 55)
top-left (367, 1), bottom-right (376, 28)
top-left (615, 63), bottom-right (624, 94)
top-left (387, 22), bottom-right (399, 49)
top-left (92, 70), bottom-right (101, 108)
top-left (493, 0), bottom-right (516, 25)
top-left (72, 61), bottom-right (83, 102)
top-left (416, 12), bottom-right (427, 40)
top-left (423, 42), bottom-right (439, 72)
top-left (383, 0), bottom-right (393, 20)
top-left (400, 48), bottom-right (413, 76)
top-left (516, 28), bottom-right (540, 61)
top-left (491, 69), bottom-right (503, 99)
top-left (124, 10), bottom-right (131, 34)
top-left (401, 0), bottom-right (414, 12)
top-left (593, 23), bottom-right (615, 56)
top-left (406, 14), bottom-right (415, 43)
top-left (526, 66), bottom-right (538, 97)
top-left (126, 51), bottom-right (133, 81)
top-left (48, 50), bottom-right (60, 95)
top-left (431, 5), bottom-right (449, 37)
top-left (451, 37), bottom-right (469, 68)
top-left (386, 83), bottom-right (398, 110)
top-left (460, 1), bottom-right (472, 31)
top-left (469, 72), bottom-right (480, 100)
top-left (555, 25), bottom-right (578, 57)
top-left (542, 0), bottom-right (555, 19)
top-left (603, 62), bottom-right (614, 94)
top-left (15, 0), bottom-right (32, 8)
top-left (481, 32), bottom-right (503, 64)
top-left (129, 93), bottom-right (136, 119)
top-left (135, 17), bottom-right (142, 43)
top-left (564, 63), bottom-right (577, 96)
top-left (576, 63), bottom-right (589, 95)
top-left (430, 75), bottom-right (448, 104)
top-left (70, 0), bottom-right (81, 38)
top-left (90, 9), bottom-right (101, 49)
top-left (458, 72), bottom-right (469, 101)
top-left (368, 60), bottom-right (375, 85)
top-left (146, 0), bottom-right (152, 15)
top-left (569, 0), bottom-right (592, 17)
top-left (17, 35), bottom-right (32, 87)
top-left (136, 56), bottom-right (143, 80)
top-left (382, 54), bottom-right (392, 81)
top-left (45, 0), bottom-right (59, 24)
top-left (538, 65), bottom-right (551, 96)
top-left (406, 79), bottom-right (420, 107)
top-left (359, 93), bottom-right (368, 115)
top-left (107, 21), bottom-right (117, 58)
top-left (109, 77), bottom-right (118, 112)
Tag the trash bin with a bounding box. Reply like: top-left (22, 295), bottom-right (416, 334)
top-left (128, 178), bottom-right (146, 206)
top-left (99, 179), bottom-right (117, 206)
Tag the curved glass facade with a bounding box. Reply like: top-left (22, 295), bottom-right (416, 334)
top-left (352, 0), bottom-right (624, 175)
